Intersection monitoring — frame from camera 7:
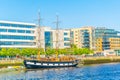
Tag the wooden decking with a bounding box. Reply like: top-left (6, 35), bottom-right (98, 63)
top-left (27, 56), bottom-right (77, 62)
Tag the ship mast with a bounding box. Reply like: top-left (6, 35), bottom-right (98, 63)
top-left (37, 11), bottom-right (41, 60)
top-left (55, 15), bottom-right (59, 59)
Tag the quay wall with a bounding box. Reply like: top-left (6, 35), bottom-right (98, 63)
top-left (81, 56), bottom-right (120, 65)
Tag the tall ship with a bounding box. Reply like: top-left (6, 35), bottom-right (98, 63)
top-left (23, 13), bottom-right (79, 69)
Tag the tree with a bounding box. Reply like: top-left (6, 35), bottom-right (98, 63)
top-left (0, 48), bottom-right (8, 57)
top-left (20, 48), bottom-right (30, 56)
top-left (7, 48), bottom-right (15, 57)
top-left (39, 48), bottom-right (45, 55)
top-left (45, 47), bottom-right (55, 56)
top-left (70, 44), bottom-right (77, 48)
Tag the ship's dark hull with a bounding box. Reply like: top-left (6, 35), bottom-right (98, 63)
top-left (24, 60), bottom-right (79, 69)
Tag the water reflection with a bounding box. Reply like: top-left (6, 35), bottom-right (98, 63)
top-left (24, 67), bottom-right (77, 80)
top-left (1, 63), bottom-right (120, 80)
top-left (0, 67), bottom-right (77, 80)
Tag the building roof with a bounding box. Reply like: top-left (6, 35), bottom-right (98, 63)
top-left (0, 20), bottom-right (36, 26)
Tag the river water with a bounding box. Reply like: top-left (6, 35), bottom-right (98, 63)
top-left (0, 63), bottom-right (120, 80)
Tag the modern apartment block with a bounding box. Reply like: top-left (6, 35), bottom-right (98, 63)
top-left (0, 21), bottom-right (36, 48)
top-left (70, 27), bottom-right (120, 52)
top-left (70, 27), bottom-right (94, 49)
top-left (79, 27), bottom-right (94, 49)
top-left (94, 28), bottom-right (120, 52)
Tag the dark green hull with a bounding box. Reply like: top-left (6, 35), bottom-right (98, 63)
top-left (24, 60), bottom-right (79, 69)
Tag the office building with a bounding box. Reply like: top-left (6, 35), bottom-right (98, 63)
top-left (0, 20), bottom-right (36, 48)
top-left (36, 27), bottom-right (71, 49)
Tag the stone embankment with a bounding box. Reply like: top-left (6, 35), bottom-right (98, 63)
top-left (80, 56), bottom-right (120, 65)
top-left (0, 59), bottom-right (24, 72)
top-left (0, 59), bottom-right (23, 67)
top-left (0, 66), bottom-right (25, 72)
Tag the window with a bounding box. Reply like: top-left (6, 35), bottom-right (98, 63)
top-left (64, 38), bottom-right (69, 41)
top-left (18, 30), bottom-right (25, 33)
top-left (70, 31), bottom-right (74, 38)
top-left (0, 41), bottom-right (35, 46)
top-left (26, 30), bottom-right (31, 33)
top-left (0, 29), bottom-right (7, 32)
top-left (8, 29), bottom-right (16, 33)
top-left (0, 35), bottom-right (35, 40)
top-left (64, 32), bottom-right (68, 35)
top-left (64, 43), bottom-right (70, 46)
top-left (45, 31), bottom-right (53, 48)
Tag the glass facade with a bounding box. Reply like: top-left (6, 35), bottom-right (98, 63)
top-left (95, 28), bottom-right (120, 50)
top-left (64, 43), bottom-right (70, 46)
top-left (70, 31), bottom-right (74, 38)
top-left (64, 32), bottom-right (68, 35)
top-left (17, 30), bottom-right (25, 33)
top-left (0, 41), bottom-right (35, 46)
top-left (44, 31), bottom-right (53, 48)
top-left (70, 31), bottom-right (74, 44)
top-left (0, 29), bottom-right (7, 32)
top-left (0, 35), bottom-right (35, 40)
top-left (81, 30), bottom-right (90, 48)
top-left (0, 29), bottom-right (33, 34)
top-left (64, 31), bottom-right (70, 47)
top-left (0, 22), bottom-right (36, 48)
top-left (8, 29), bottom-right (16, 33)
top-left (64, 37), bottom-right (69, 41)
top-left (95, 28), bottom-right (118, 38)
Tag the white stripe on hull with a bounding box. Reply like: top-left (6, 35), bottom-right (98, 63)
top-left (36, 63), bottom-right (41, 65)
top-left (26, 62), bottom-right (34, 65)
top-left (26, 62), bottom-right (73, 66)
